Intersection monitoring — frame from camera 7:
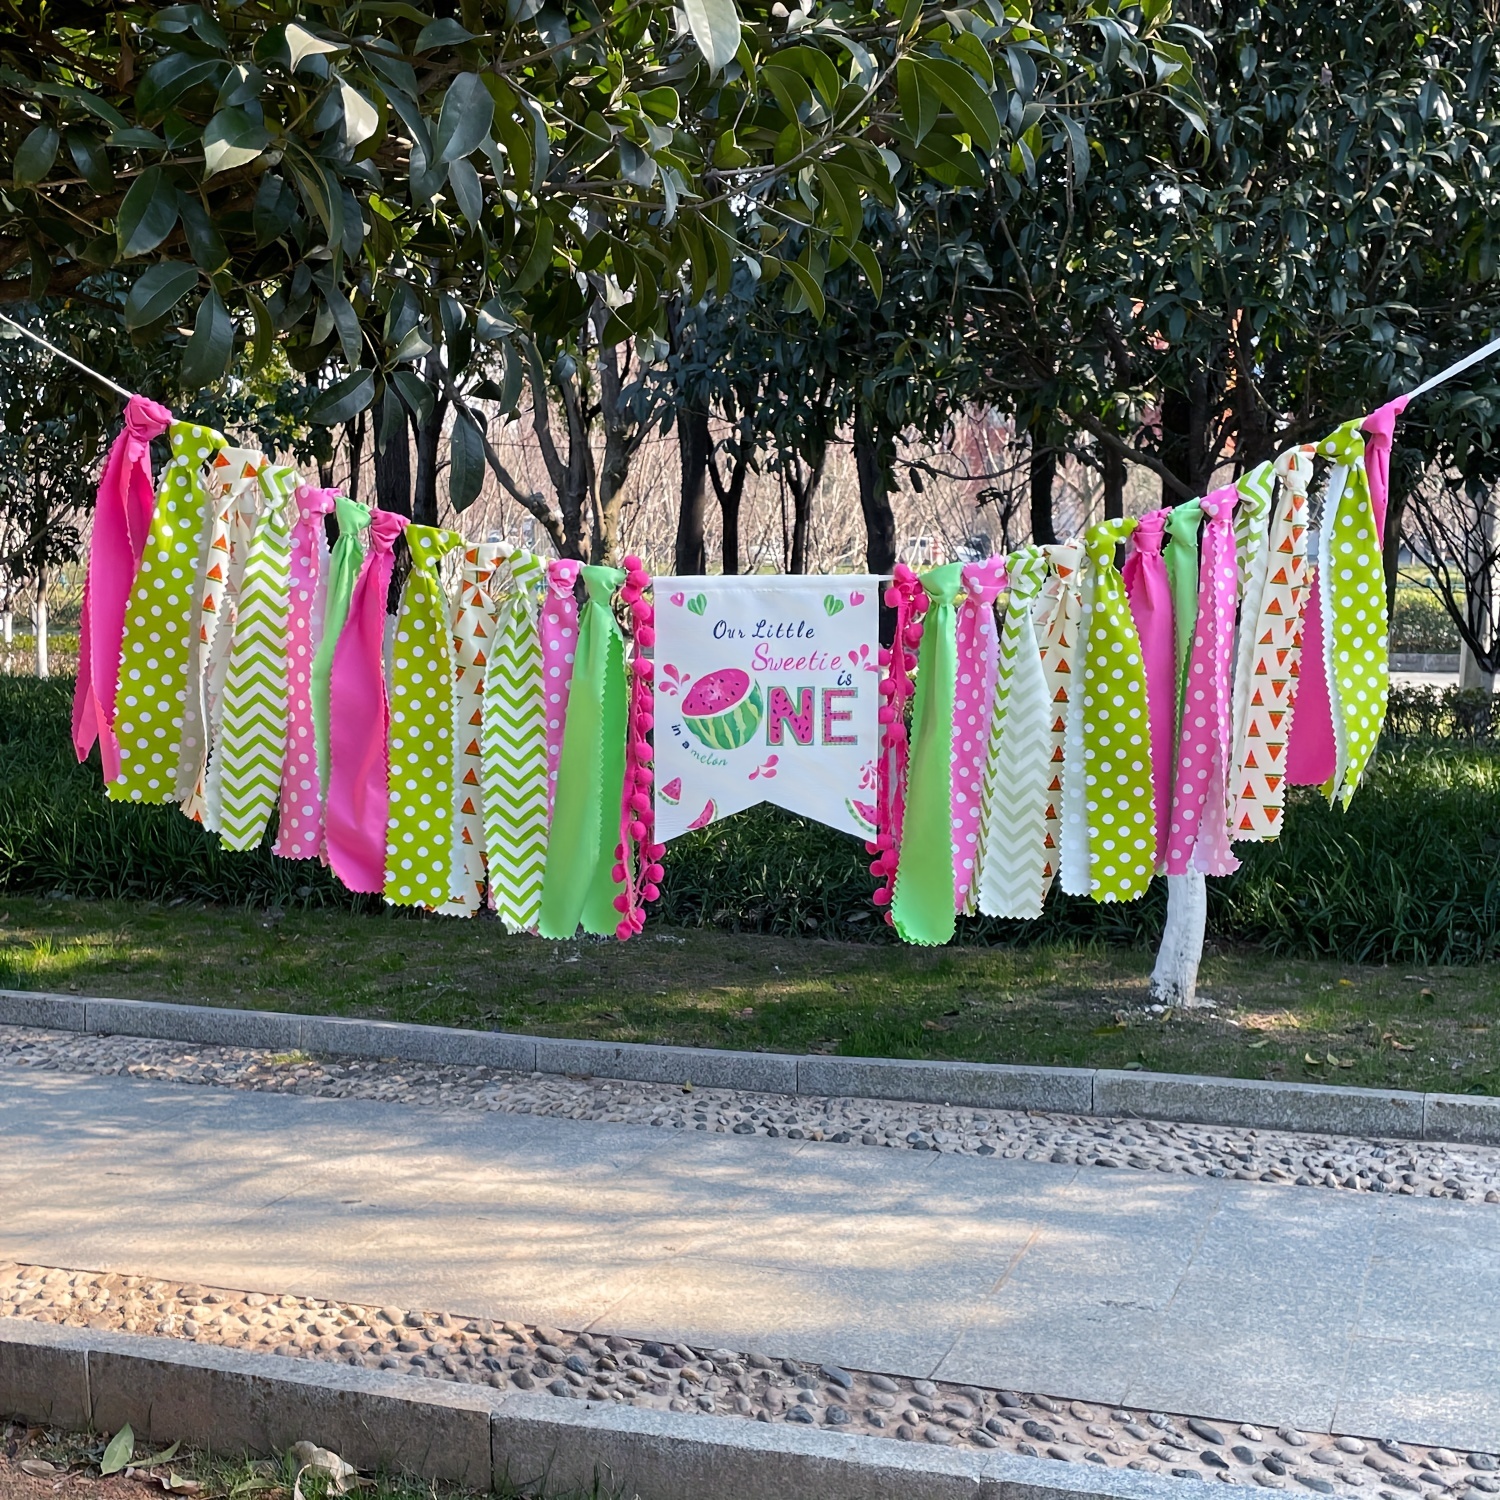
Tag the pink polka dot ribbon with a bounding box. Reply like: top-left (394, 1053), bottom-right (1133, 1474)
top-left (1166, 485), bottom-right (1241, 876)
top-left (952, 556), bottom-right (1007, 911)
top-left (274, 484), bottom-right (340, 860)
top-left (541, 559), bottom-right (582, 816)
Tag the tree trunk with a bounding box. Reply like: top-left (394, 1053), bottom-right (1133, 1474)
top-left (411, 363), bottom-right (448, 528)
top-left (374, 389), bottom-right (413, 516)
top-left (1029, 443), bottom-right (1058, 546)
top-left (786, 441), bottom-right (826, 576)
top-left (711, 441), bottom-right (751, 576)
top-left (1150, 873), bottom-right (1207, 1006)
top-left (1382, 477), bottom-right (1406, 620)
top-left (346, 410), bottom-right (365, 505)
top-left (675, 403), bottom-right (711, 575)
top-left (1102, 441), bottom-right (1125, 522)
top-left (1159, 387), bottom-right (1193, 506)
top-left (33, 565), bottom-right (48, 679)
top-left (854, 404), bottom-right (897, 575)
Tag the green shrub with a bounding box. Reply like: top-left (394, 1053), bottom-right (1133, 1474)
top-left (4, 677), bottom-right (1499, 965)
top-left (1390, 587), bottom-right (1461, 653)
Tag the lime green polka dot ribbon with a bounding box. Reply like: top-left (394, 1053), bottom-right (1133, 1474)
top-left (385, 525), bottom-right (465, 909)
top-left (1079, 516), bottom-right (1156, 901)
top-left (1318, 419), bottom-right (1387, 807)
top-left (891, 561), bottom-right (965, 947)
top-left (213, 463), bottom-right (298, 852)
top-left (110, 422), bottom-right (227, 804)
top-left (538, 564), bottom-right (629, 939)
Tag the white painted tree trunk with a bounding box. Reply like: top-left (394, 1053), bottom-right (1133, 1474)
top-left (33, 571), bottom-right (48, 680)
top-left (1150, 872), bottom-right (1207, 1007)
top-left (1, 608), bottom-right (11, 647)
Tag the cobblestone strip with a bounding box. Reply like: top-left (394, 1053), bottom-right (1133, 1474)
top-left (2, 1262), bottom-right (1496, 1493)
top-left (4, 1026), bottom-right (1500, 1202)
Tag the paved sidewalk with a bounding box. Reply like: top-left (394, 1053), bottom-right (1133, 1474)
top-left (1, 1069), bottom-right (1494, 1450)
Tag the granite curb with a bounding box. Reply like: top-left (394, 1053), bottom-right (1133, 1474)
top-left (2, 988), bottom-right (1497, 1146)
top-left (0, 1320), bottom-right (1195, 1500)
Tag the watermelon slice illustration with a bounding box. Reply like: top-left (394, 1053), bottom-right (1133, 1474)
top-left (845, 798), bottom-right (877, 835)
top-left (686, 798), bottom-right (716, 830)
top-left (659, 776), bottom-right (682, 805)
top-left (682, 668), bottom-right (764, 750)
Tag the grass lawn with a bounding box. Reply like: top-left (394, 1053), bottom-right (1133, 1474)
top-left (2, 896), bottom-right (1497, 1096)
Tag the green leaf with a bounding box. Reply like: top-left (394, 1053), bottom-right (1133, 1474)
top-left (13, 124), bottom-right (59, 187)
top-left (312, 367), bottom-right (377, 425)
top-left (415, 18), bottom-right (477, 50)
top-left (338, 80), bottom-right (381, 151)
top-left (180, 287), bottom-right (234, 389)
top-left (117, 167), bottom-right (180, 256)
top-left (917, 57), bottom-right (1001, 154)
top-left (896, 59), bottom-right (939, 146)
top-left (66, 130), bottom-right (114, 193)
top-left (447, 156), bottom-right (483, 226)
top-left (848, 240), bottom-right (883, 302)
top-left (245, 289), bottom-right (274, 374)
top-left (436, 72), bottom-right (494, 163)
top-left (449, 407), bottom-right (486, 511)
top-left (511, 214), bottom-right (554, 293)
top-left (313, 274), bottom-right (362, 367)
top-left (101, 1427), bottom-right (134, 1477)
top-left (784, 258), bottom-right (826, 321)
top-left (389, 368), bottom-right (435, 425)
top-left (202, 105), bottom-right (269, 177)
top-left (124, 261), bottom-right (198, 330)
top-left (683, 0), bottom-right (741, 75)
top-left (108, 126), bottom-right (164, 149)
top-left (284, 22), bottom-right (344, 71)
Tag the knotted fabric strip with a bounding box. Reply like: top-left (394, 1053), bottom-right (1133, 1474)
top-left (325, 510), bottom-right (408, 894)
top-left (1164, 498), bottom-right (1204, 739)
top-left (1363, 397), bottom-right (1410, 540)
top-left (442, 542), bottom-right (505, 915)
top-left (1080, 516), bottom-right (1156, 902)
top-left (180, 448), bottom-right (265, 826)
top-left (1231, 446), bottom-right (1314, 841)
top-left (1167, 485), bottom-right (1240, 876)
top-left (312, 496), bottom-right (372, 810)
top-left (274, 484), bottom-right (340, 860)
top-left (1318, 419), bottom-right (1388, 806)
top-left (975, 546), bottom-right (1051, 919)
top-left (73, 394), bottom-right (171, 782)
top-left (870, 564), bottom-right (922, 914)
top-left (110, 422), bottom-right (227, 804)
top-left (1226, 461), bottom-right (1278, 832)
top-left (1122, 508), bottom-right (1175, 866)
top-left (385, 525), bottom-right (465, 908)
top-left (952, 556), bottom-right (1006, 911)
top-left (214, 464), bottom-right (297, 852)
top-left (1034, 542), bottom-right (1083, 902)
top-left (1058, 542), bottom-right (1097, 899)
top-left (890, 562), bottom-right (964, 946)
top-left (538, 564), bottom-right (628, 939)
top-left (540, 560), bottom-right (583, 815)
top-left (483, 548), bottom-right (551, 931)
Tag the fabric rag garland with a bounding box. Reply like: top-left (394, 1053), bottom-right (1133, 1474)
top-left (312, 495), bottom-right (372, 810)
top-left (952, 556), bottom-right (1006, 910)
top-left (1034, 542), bottom-right (1084, 902)
top-left (1122, 508), bottom-right (1176, 865)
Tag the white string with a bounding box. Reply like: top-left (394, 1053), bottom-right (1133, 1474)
top-left (1402, 330), bottom-right (1500, 404)
top-left (0, 310), bottom-right (134, 402)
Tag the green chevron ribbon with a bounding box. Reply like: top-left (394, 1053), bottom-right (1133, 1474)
top-left (976, 546), bottom-right (1052, 919)
top-left (1318, 418), bottom-right (1387, 807)
top-left (890, 562), bottom-right (964, 947)
top-left (214, 464), bottom-right (297, 851)
top-left (385, 525), bottom-right (465, 908)
top-left (538, 564), bottom-right (628, 939)
top-left (312, 495), bottom-right (372, 808)
top-left (1080, 516), bottom-right (1156, 902)
top-left (1164, 497), bottom-right (1204, 739)
top-left (110, 422), bottom-right (227, 804)
top-left (483, 548), bottom-right (550, 931)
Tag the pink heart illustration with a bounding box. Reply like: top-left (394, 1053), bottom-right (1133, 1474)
top-left (849, 591), bottom-right (865, 606)
top-left (670, 592), bottom-right (685, 606)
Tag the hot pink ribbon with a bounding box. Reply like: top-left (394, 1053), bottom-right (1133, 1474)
top-left (952, 556), bottom-right (1007, 909)
top-left (1167, 485), bottom-right (1241, 876)
top-left (1363, 396), bottom-right (1409, 541)
top-left (541, 559), bottom-right (582, 815)
top-left (1122, 507), bottom-right (1176, 866)
top-left (325, 510), bottom-right (408, 894)
top-left (72, 395), bottom-right (173, 780)
top-left (274, 484), bottom-right (340, 861)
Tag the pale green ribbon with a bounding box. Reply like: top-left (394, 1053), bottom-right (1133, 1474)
top-left (1164, 497), bottom-right (1204, 740)
top-left (312, 495), bottom-right (371, 805)
top-left (890, 562), bottom-right (964, 947)
top-left (537, 564), bottom-right (628, 939)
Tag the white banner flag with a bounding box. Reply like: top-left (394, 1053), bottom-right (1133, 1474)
top-left (653, 576), bottom-right (883, 842)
